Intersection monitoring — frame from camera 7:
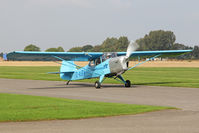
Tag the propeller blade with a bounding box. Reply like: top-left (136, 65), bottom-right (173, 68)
top-left (126, 40), bottom-right (138, 58)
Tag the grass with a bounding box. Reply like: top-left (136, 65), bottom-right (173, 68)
top-left (0, 93), bottom-right (172, 122)
top-left (0, 66), bottom-right (199, 88)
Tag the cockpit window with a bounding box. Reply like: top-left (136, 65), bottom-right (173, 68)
top-left (89, 58), bottom-right (101, 66)
top-left (95, 58), bottom-right (101, 65)
top-left (89, 60), bottom-right (95, 66)
top-left (111, 53), bottom-right (117, 58)
top-left (102, 52), bottom-right (117, 62)
top-left (89, 52), bottom-right (117, 66)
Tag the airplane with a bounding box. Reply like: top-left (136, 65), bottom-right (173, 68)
top-left (7, 41), bottom-right (192, 89)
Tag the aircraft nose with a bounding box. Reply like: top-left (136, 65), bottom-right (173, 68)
top-left (109, 57), bottom-right (128, 74)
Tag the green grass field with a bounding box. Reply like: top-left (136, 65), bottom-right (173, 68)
top-left (0, 66), bottom-right (199, 88)
top-left (0, 93), bottom-right (172, 122)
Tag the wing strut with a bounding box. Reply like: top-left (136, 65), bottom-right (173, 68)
top-left (128, 54), bottom-right (161, 71)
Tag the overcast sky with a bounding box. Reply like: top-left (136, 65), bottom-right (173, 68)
top-left (0, 0), bottom-right (198, 52)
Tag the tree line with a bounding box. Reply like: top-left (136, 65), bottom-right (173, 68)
top-left (18, 30), bottom-right (199, 60)
top-left (23, 45), bottom-right (65, 52)
top-left (68, 30), bottom-right (198, 59)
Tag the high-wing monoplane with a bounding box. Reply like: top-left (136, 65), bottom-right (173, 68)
top-left (7, 41), bottom-right (192, 88)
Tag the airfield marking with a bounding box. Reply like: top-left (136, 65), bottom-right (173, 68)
top-left (0, 78), bottom-right (199, 133)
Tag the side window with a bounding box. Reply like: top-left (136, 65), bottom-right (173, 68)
top-left (102, 55), bottom-right (106, 62)
top-left (89, 58), bottom-right (101, 66)
top-left (95, 58), bottom-right (101, 65)
top-left (101, 53), bottom-right (118, 63)
top-left (111, 53), bottom-right (117, 58)
top-left (89, 60), bottom-right (95, 67)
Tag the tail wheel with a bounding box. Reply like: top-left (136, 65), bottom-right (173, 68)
top-left (125, 80), bottom-right (131, 87)
top-left (66, 80), bottom-right (70, 85)
top-left (95, 81), bottom-right (101, 89)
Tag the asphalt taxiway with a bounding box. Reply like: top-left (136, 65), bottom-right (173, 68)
top-left (0, 78), bottom-right (199, 133)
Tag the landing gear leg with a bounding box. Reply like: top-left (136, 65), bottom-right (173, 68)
top-left (117, 75), bottom-right (131, 87)
top-left (95, 75), bottom-right (105, 89)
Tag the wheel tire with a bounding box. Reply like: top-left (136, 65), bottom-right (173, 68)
top-left (95, 81), bottom-right (101, 89)
top-left (125, 80), bottom-right (131, 87)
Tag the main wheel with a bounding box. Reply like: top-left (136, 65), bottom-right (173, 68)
top-left (95, 81), bottom-right (101, 89)
top-left (125, 80), bottom-right (131, 87)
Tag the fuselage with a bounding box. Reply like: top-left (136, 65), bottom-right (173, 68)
top-left (60, 55), bottom-right (129, 81)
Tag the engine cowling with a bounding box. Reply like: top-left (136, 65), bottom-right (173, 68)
top-left (109, 56), bottom-right (128, 75)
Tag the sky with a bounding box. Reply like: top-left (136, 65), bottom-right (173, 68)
top-left (0, 0), bottom-right (199, 52)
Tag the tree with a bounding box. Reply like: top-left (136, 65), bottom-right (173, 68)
top-left (57, 47), bottom-right (65, 52)
top-left (67, 45), bottom-right (93, 52)
top-left (45, 46), bottom-right (65, 52)
top-left (45, 48), bottom-right (58, 52)
top-left (24, 44), bottom-right (40, 51)
top-left (67, 32), bottom-right (195, 59)
top-left (101, 37), bottom-right (118, 52)
top-left (192, 45), bottom-right (199, 59)
top-left (137, 30), bottom-right (176, 50)
top-left (67, 36), bottom-right (130, 52)
top-left (92, 45), bottom-right (101, 52)
top-left (116, 36), bottom-right (129, 51)
top-left (68, 47), bottom-right (82, 52)
top-left (82, 45), bottom-right (93, 52)
top-left (172, 43), bottom-right (187, 50)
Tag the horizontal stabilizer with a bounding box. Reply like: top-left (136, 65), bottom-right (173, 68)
top-left (47, 72), bottom-right (61, 74)
top-left (47, 71), bottom-right (74, 74)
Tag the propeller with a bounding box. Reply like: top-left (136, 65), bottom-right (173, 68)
top-left (126, 40), bottom-right (138, 58)
top-left (109, 40), bottom-right (139, 75)
top-left (117, 40), bottom-right (139, 72)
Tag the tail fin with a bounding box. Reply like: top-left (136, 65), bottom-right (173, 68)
top-left (60, 61), bottom-right (77, 72)
top-left (60, 61), bottom-right (77, 80)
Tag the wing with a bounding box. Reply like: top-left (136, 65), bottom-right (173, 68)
top-left (7, 50), bottom-right (192, 61)
top-left (7, 51), bottom-right (103, 61)
top-left (117, 50), bottom-right (192, 58)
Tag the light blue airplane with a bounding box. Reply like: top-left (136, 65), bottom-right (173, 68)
top-left (7, 41), bottom-right (192, 88)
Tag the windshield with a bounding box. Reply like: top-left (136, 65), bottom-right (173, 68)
top-left (102, 52), bottom-right (117, 62)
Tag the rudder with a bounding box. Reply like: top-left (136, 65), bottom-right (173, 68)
top-left (60, 61), bottom-right (77, 80)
